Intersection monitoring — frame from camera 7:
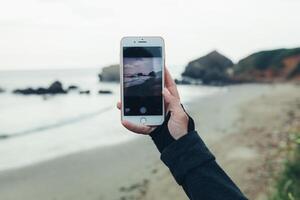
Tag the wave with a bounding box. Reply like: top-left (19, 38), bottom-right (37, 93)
top-left (0, 106), bottom-right (113, 140)
top-left (124, 76), bottom-right (150, 87)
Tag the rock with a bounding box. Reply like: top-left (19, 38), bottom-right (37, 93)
top-left (175, 78), bottom-right (183, 84)
top-left (174, 78), bottom-right (192, 85)
top-left (79, 90), bottom-right (90, 95)
top-left (68, 85), bottom-right (79, 90)
top-left (48, 81), bottom-right (66, 94)
top-left (182, 50), bottom-right (234, 85)
top-left (233, 47), bottom-right (300, 82)
top-left (98, 90), bottom-right (113, 94)
top-left (0, 134), bottom-right (9, 139)
top-left (148, 71), bottom-right (156, 77)
top-left (175, 79), bottom-right (192, 85)
top-left (13, 81), bottom-right (67, 95)
top-left (0, 87), bottom-right (5, 93)
top-left (98, 65), bottom-right (120, 82)
top-left (13, 87), bottom-right (36, 95)
top-left (175, 77), bottom-right (202, 85)
top-left (35, 87), bottom-right (48, 95)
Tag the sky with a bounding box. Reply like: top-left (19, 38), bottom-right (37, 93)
top-left (0, 0), bottom-right (300, 70)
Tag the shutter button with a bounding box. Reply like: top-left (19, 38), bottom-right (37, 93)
top-left (140, 117), bottom-right (147, 124)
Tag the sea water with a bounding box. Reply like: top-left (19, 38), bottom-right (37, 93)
top-left (0, 68), bottom-right (225, 171)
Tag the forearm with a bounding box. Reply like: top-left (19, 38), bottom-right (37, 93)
top-left (182, 161), bottom-right (247, 200)
top-left (161, 131), bottom-right (247, 200)
top-left (150, 115), bottom-right (247, 200)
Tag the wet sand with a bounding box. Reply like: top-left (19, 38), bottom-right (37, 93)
top-left (0, 83), bottom-right (299, 200)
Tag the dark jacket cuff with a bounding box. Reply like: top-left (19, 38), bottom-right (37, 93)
top-left (161, 131), bottom-right (215, 185)
top-left (149, 112), bottom-right (174, 153)
top-left (149, 109), bottom-right (195, 153)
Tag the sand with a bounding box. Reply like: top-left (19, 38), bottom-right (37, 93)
top-left (0, 83), bottom-right (299, 200)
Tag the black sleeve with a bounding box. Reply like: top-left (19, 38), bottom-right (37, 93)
top-left (150, 113), bottom-right (248, 200)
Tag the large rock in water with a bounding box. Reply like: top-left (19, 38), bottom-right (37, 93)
top-left (182, 51), bottom-right (234, 85)
top-left (48, 81), bottom-right (66, 94)
top-left (233, 48), bottom-right (300, 82)
top-left (0, 87), bottom-right (5, 93)
top-left (13, 81), bottom-right (67, 95)
top-left (98, 65), bottom-right (120, 82)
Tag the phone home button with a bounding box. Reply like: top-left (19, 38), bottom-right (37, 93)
top-left (140, 117), bottom-right (147, 125)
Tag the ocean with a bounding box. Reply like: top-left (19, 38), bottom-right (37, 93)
top-left (0, 68), bottom-right (226, 171)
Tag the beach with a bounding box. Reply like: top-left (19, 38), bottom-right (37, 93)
top-left (1, 0), bottom-right (300, 199)
top-left (0, 83), bottom-right (299, 200)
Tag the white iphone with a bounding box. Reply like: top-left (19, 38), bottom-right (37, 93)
top-left (120, 36), bottom-right (165, 126)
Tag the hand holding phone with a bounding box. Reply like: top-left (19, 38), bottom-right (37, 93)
top-left (117, 66), bottom-right (189, 140)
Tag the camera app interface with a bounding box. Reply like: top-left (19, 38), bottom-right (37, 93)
top-left (123, 47), bottom-right (163, 116)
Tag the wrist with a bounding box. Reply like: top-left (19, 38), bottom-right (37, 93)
top-left (150, 111), bottom-right (195, 153)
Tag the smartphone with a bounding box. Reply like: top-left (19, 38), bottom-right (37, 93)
top-left (120, 36), bottom-right (165, 126)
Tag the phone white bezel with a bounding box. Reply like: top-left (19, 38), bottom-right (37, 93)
top-left (120, 36), bottom-right (165, 126)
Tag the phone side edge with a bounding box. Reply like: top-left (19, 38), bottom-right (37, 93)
top-left (120, 38), bottom-right (124, 123)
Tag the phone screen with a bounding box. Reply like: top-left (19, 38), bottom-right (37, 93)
top-left (123, 47), bottom-right (163, 116)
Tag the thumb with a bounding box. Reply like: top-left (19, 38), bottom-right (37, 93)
top-left (163, 88), bottom-right (181, 111)
top-left (163, 88), bottom-right (173, 104)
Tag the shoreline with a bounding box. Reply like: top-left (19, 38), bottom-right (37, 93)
top-left (0, 83), bottom-right (219, 172)
top-left (0, 83), bottom-right (299, 200)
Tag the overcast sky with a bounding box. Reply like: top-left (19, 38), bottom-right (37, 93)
top-left (0, 0), bottom-right (300, 70)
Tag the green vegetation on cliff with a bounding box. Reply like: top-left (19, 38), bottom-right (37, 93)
top-left (234, 48), bottom-right (300, 74)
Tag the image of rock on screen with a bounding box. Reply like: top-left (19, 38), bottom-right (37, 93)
top-left (123, 47), bottom-right (163, 116)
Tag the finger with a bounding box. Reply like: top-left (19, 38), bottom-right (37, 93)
top-left (116, 102), bottom-right (121, 110)
top-left (164, 67), bottom-right (180, 98)
top-left (163, 88), bottom-right (181, 111)
top-left (163, 87), bottom-right (174, 105)
top-left (122, 120), bottom-right (153, 134)
top-left (164, 67), bottom-right (176, 88)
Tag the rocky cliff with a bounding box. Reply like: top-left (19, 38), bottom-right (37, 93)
top-left (233, 48), bottom-right (300, 82)
top-left (182, 51), bottom-right (234, 85)
top-left (181, 48), bottom-right (300, 84)
top-left (98, 65), bottom-right (120, 82)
